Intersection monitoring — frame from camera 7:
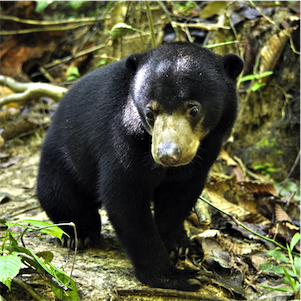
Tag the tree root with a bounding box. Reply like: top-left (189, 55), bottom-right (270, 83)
top-left (0, 75), bottom-right (67, 106)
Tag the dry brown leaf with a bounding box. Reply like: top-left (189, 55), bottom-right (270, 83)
top-left (219, 148), bottom-right (237, 166)
top-left (269, 221), bottom-right (300, 246)
top-left (217, 236), bottom-right (252, 255)
top-left (249, 255), bottom-right (267, 271)
top-left (204, 189), bottom-right (248, 220)
top-left (243, 33), bottom-right (259, 76)
top-left (231, 166), bottom-right (244, 182)
top-left (187, 212), bottom-right (202, 228)
top-left (259, 28), bottom-right (294, 83)
top-left (237, 181), bottom-right (278, 197)
top-left (206, 176), bottom-right (237, 196)
top-left (274, 203), bottom-right (291, 222)
top-left (203, 190), bottom-right (270, 224)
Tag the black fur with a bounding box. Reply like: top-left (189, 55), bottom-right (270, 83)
top-left (37, 42), bottom-right (243, 291)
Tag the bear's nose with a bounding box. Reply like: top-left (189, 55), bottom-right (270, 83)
top-left (157, 143), bottom-right (182, 166)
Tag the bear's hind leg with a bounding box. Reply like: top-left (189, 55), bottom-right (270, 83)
top-left (37, 147), bottom-right (101, 248)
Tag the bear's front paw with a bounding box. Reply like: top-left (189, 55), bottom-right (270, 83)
top-left (57, 230), bottom-right (101, 250)
top-left (136, 265), bottom-right (201, 291)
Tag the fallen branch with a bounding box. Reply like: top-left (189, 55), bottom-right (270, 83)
top-left (0, 75), bottom-right (67, 106)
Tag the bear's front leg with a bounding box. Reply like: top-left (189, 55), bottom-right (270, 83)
top-left (153, 177), bottom-right (206, 255)
top-left (101, 175), bottom-right (201, 291)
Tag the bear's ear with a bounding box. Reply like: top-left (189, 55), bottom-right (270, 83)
top-left (223, 54), bottom-right (244, 80)
top-left (126, 53), bottom-right (142, 75)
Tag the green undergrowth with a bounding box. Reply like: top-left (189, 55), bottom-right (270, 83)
top-left (0, 219), bottom-right (79, 301)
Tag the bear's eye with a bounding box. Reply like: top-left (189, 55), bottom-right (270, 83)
top-left (146, 109), bottom-right (155, 121)
top-left (189, 106), bottom-right (200, 117)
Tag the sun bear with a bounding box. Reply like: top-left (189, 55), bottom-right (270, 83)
top-left (37, 42), bottom-right (243, 291)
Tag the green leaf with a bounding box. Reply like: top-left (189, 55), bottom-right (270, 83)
top-left (2, 219), bottom-right (79, 300)
top-left (51, 285), bottom-right (71, 301)
top-left (283, 267), bottom-right (296, 291)
top-left (109, 23), bottom-right (135, 39)
top-left (260, 263), bottom-right (296, 278)
top-left (240, 74), bottom-right (257, 82)
top-left (249, 82), bottom-right (266, 92)
top-left (3, 232), bottom-right (20, 252)
top-left (67, 67), bottom-right (80, 77)
top-left (9, 219), bottom-right (66, 240)
top-left (67, 67), bottom-right (80, 81)
top-left (259, 71), bottom-right (274, 78)
top-left (294, 256), bottom-right (300, 276)
top-left (69, 1), bottom-right (87, 10)
top-left (254, 164), bottom-right (265, 170)
top-left (48, 262), bottom-right (80, 301)
top-left (35, 0), bottom-right (54, 12)
top-left (18, 246), bottom-right (79, 300)
top-left (36, 251), bottom-right (54, 264)
top-left (240, 71), bottom-right (274, 83)
top-left (268, 249), bottom-right (290, 263)
top-left (16, 245), bottom-right (54, 275)
top-left (0, 254), bottom-right (22, 290)
top-left (260, 262), bottom-right (285, 274)
top-left (17, 246), bottom-right (79, 300)
top-left (97, 59), bottom-right (107, 68)
top-left (290, 232), bottom-right (300, 251)
top-left (67, 75), bottom-right (78, 81)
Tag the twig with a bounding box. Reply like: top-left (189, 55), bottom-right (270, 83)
top-left (171, 21), bottom-right (230, 31)
top-left (205, 41), bottom-right (239, 49)
top-left (12, 278), bottom-right (48, 301)
top-left (0, 23), bottom-right (93, 36)
top-left (41, 43), bottom-right (107, 71)
top-left (39, 222), bottom-right (78, 287)
top-left (66, 222), bottom-right (78, 286)
top-left (0, 15), bottom-right (96, 25)
top-left (0, 75), bottom-right (67, 106)
top-left (145, 2), bottom-right (156, 48)
top-left (23, 222), bottom-right (78, 284)
top-left (249, 1), bottom-right (279, 30)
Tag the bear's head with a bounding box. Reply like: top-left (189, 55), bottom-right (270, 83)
top-left (125, 42), bottom-right (244, 167)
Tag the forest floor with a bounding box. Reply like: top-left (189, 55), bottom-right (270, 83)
top-left (0, 1), bottom-right (299, 301)
top-left (0, 135), bottom-right (298, 301)
top-left (0, 140), bottom-right (140, 301)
